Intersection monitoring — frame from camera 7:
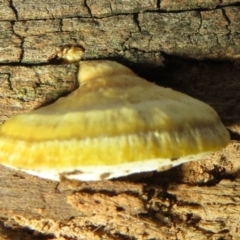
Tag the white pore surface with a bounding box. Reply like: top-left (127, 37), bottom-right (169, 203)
top-left (3, 151), bottom-right (212, 181)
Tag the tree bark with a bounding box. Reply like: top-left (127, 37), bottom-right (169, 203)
top-left (0, 1), bottom-right (240, 239)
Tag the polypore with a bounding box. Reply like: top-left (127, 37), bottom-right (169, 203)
top-left (0, 47), bottom-right (230, 181)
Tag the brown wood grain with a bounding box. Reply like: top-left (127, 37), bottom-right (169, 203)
top-left (0, 0), bottom-right (240, 239)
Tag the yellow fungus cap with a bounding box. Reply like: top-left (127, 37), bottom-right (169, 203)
top-left (0, 59), bottom-right (230, 181)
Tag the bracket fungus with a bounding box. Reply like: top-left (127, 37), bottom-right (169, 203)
top-left (0, 47), bottom-right (230, 181)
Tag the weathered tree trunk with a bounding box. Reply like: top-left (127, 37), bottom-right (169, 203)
top-left (0, 1), bottom-right (240, 239)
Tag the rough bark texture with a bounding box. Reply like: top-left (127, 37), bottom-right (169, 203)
top-left (0, 1), bottom-right (240, 239)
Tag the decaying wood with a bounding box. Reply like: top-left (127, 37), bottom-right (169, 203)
top-left (0, 0), bottom-right (240, 239)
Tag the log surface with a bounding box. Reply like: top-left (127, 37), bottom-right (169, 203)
top-left (0, 0), bottom-right (240, 239)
